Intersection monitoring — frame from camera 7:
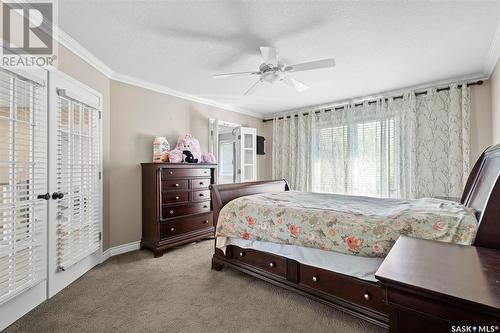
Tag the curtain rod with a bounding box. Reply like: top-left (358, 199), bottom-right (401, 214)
top-left (262, 80), bottom-right (483, 123)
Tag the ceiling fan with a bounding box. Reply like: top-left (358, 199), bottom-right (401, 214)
top-left (213, 46), bottom-right (335, 95)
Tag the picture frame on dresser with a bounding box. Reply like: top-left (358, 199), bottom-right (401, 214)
top-left (141, 163), bottom-right (217, 257)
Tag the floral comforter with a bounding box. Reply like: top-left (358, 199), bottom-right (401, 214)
top-left (215, 191), bottom-right (478, 257)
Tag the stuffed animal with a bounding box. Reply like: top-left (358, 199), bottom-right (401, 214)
top-left (201, 152), bottom-right (216, 163)
top-left (168, 149), bottom-right (183, 163)
top-left (175, 134), bottom-right (201, 161)
top-left (167, 134), bottom-right (217, 164)
top-left (182, 150), bottom-right (198, 163)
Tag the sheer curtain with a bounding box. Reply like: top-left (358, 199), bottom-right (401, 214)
top-left (272, 83), bottom-right (470, 199)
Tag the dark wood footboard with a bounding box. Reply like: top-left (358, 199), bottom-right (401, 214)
top-left (209, 180), bottom-right (388, 328)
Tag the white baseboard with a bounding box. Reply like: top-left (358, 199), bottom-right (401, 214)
top-left (101, 241), bottom-right (141, 263)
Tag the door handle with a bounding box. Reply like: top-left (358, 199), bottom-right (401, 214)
top-left (37, 193), bottom-right (50, 200)
top-left (52, 192), bottom-right (64, 200)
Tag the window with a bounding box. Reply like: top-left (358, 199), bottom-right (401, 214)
top-left (313, 118), bottom-right (395, 198)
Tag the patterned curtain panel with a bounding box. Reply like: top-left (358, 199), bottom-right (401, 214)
top-left (272, 112), bottom-right (313, 191)
top-left (272, 83), bottom-right (470, 199)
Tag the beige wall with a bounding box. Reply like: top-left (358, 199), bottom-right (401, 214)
top-left (491, 59), bottom-right (500, 144)
top-left (470, 81), bottom-right (493, 164)
top-left (108, 80), bottom-right (271, 247)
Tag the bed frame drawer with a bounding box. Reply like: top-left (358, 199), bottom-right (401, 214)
top-left (299, 264), bottom-right (387, 313)
top-left (230, 246), bottom-right (287, 278)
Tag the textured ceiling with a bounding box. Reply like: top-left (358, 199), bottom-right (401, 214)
top-left (59, 0), bottom-right (500, 116)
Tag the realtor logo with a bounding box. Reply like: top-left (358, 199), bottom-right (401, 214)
top-left (1, 0), bottom-right (58, 68)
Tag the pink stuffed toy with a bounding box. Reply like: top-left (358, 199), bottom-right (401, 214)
top-left (167, 134), bottom-right (217, 164)
top-left (175, 134), bottom-right (201, 161)
top-left (167, 149), bottom-right (183, 163)
top-left (201, 152), bottom-right (216, 163)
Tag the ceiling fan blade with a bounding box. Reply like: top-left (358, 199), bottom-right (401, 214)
top-left (244, 79), bottom-right (262, 95)
top-left (213, 71), bottom-right (261, 79)
top-left (283, 77), bottom-right (309, 92)
top-left (260, 46), bottom-right (278, 66)
top-left (285, 58), bottom-right (335, 72)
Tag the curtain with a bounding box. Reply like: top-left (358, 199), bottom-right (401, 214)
top-left (272, 83), bottom-right (470, 199)
top-left (272, 112), bottom-right (313, 191)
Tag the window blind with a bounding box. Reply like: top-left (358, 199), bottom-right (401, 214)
top-left (55, 95), bottom-right (100, 271)
top-left (0, 68), bottom-right (46, 304)
top-left (314, 118), bottom-right (395, 198)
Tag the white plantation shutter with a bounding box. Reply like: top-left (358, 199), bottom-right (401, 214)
top-left (0, 68), bottom-right (47, 304)
top-left (55, 93), bottom-right (100, 271)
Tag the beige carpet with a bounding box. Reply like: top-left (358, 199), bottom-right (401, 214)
top-left (5, 240), bottom-right (386, 333)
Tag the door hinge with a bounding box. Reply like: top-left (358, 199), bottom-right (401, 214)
top-left (238, 135), bottom-right (241, 140)
top-left (99, 111), bottom-right (102, 119)
top-left (237, 169), bottom-right (241, 174)
top-left (99, 232), bottom-right (102, 241)
top-left (99, 171), bottom-right (102, 180)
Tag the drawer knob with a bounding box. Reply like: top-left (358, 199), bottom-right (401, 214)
top-left (269, 262), bottom-right (276, 268)
top-left (239, 252), bottom-right (245, 257)
top-left (199, 193), bottom-right (204, 197)
top-left (175, 196), bottom-right (180, 200)
top-left (312, 276), bottom-right (319, 283)
top-left (169, 171), bottom-right (173, 175)
top-left (175, 183), bottom-right (179, 187)
top-left (203, 205), bottom-right (208, 209)
top-left (199, 181), bottom-right (204, 185)
top-left (203, 220), bottom-right (209, 224)
top-left (204, 170), bottom-right (208, 174)
top-left (169, 210), bottom-right (174, 215)
top-left (170, 227), bottom-right (175, 232)
top-left (363, 293), bottom-right (371, 301)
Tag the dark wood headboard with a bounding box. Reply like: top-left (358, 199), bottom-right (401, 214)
top-left (209, 180), bottom-right (290, 226)
top-left (461, 144), bottom-right (500, 249)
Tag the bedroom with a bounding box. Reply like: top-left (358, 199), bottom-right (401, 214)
top-left (0, 0), bottom-right (499, 332)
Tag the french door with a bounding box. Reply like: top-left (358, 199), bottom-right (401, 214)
top-left (235, 127), bottom-right (257, 182)
top-left (0, 68), bottom-right (48, 330)
top-left (47, 71), bottom-right (102, 297)
top-left (0, 68), bottom-right (102, 330)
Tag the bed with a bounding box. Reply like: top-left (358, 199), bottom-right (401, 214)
top-left (209, 144), bottom-right (500, 328)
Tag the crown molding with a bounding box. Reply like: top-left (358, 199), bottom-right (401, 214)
top-left (111, 72), bottom-right (264, 119)
top-left (266, 73), bottom-right (488, 119)
top-left (54, 28), bottom-right (114, 78)
top-left (484, 19), bottom-right (500, 76)
top-left (53, 28), bottom-right (264, 119)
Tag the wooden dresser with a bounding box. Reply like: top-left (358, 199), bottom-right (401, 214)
top-left (376, 236), bottom-right (500, 332)
top-left (141, 163), bottom-right (217, 257)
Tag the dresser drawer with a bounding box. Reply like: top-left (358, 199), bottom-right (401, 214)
top-left (299, 264), bottom-right (387, 313)
top-left (160, 213), bottom-right (213, 239)
top-left (191, 178), bottom-right (211, 189)
top-left (192, 190), bottom-right (210, 202)
top-left (162, 179), bottom-right (189, 190)
top-left (161, 191), bottom-right (189, 204)
top-left (161, 201), bottom-right (210, 219)
top-left (230, 246), bottom-right (287, 278)
top-left (162, 168), bottom-right (211, 179)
